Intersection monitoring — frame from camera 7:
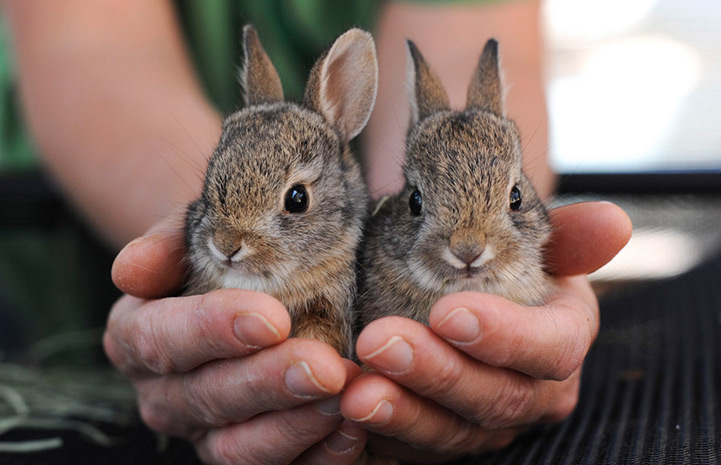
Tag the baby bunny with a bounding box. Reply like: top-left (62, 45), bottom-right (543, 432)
top-left (184, 25), bottom-right (377, 357)
top-left (358, 39), bottom-right (552, 327)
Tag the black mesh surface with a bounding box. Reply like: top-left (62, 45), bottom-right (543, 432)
top-left (2, 254), bottom-right (720, 464)
top-left (456, 253), bottom-right (721, 465)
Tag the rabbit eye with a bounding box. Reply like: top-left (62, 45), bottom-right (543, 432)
top-left (510, 185), bottom-right (522, 211)
top-left (285, 184), bottom-right (309, 213)
top-left (409, 189), bottom-right (422, 216)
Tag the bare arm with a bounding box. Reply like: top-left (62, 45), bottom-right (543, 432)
top-left (1, 0), bottom-right (221, 248)
top-left (364, 0), bottom-right (553, 199)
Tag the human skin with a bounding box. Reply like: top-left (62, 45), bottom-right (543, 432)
top-left (2, 0), bottom-right (632, 463)
top-left (107, 202), bottom-right (631, 464)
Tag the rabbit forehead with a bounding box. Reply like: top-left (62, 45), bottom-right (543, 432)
top-left (206, 104), bottom-right (342, 213)
top-left (405, 110), bottom-right (521, 207)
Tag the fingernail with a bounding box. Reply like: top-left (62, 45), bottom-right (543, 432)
top-left (325, 424), bottom-right (361, 454)
top-left (285, 361), bottom-right (332, 398)
top-left (316, 395), bottom-right (342, 416)
top-left (350, 399), bottom-right (393, 425)
top-left (363, 336), bottom-right (413, 373)
top-left (435, 308), bottom-right (480, 343)
top-left (234, 312), bottom-right (281, 348)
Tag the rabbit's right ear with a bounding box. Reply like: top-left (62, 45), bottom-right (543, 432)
top-left (304, 29), bottom-right (378, 143)
top-left (406, 40), bottom-right (450, 126)
top-left (240, 25), bottom-right (284, 106)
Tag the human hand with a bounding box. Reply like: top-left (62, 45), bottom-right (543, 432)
top-left (342, 202), bottom-right (632, 463)
top-left (104, 221), bottom-right (368, 465)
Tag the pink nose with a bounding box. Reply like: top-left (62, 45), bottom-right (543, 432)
top-left (451, 246), bottom-right (483, 266)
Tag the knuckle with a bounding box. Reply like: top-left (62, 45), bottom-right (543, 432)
top-left (546, 390), bottom-right (579, 423)
top-left (180, 371), bottom-right (228, 427)
top-left (548, 331), bottom-right (589, 381)
top-left (477, 376), bottom-right (535, 429)
top-left (208, 432), bottom-right (247, 465)
top-left (482, 430), bottom-right (517, 452)
top-left (102, 329), bottom-right (124, 369)
top-left (438, 420), bottom-right (482, 454)
top-left (138, 397), bottom-right (172, 434)
top-left (421, 356), bottom-right (464, 398)
top-left (133, 316), bottom-right (176, 375)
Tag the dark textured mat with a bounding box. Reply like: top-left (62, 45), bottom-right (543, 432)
top-left (2, 255), bottom-right (720, 464)
top-left (458, 254), bottom-right (721, 465)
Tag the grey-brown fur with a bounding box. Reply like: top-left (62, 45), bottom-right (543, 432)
top-left (184, 26), bottom-right (377, 357)
top-left (358, 39), bottom-right (553, 327)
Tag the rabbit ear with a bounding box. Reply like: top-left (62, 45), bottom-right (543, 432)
top-left (406, 40), bottom-right (450, 125)
top-left (304, 29), bottom-right (378, 143)
top-left (240, 25), bottom-right (284, 106)
top-left (466, 39), bottom-right (504, 115)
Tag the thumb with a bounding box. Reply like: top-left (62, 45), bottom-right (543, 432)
top-left (545, 201), bottom-right (632, 276)
top-left (111, 216), bottom-right (187, 298)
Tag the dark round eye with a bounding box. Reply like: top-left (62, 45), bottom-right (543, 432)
top-left (285, 185), bottom-right (309, 213)
top-left (409, 189), bottom-right (422, 216)
top-left (510, 185), bottom-right (522, 211)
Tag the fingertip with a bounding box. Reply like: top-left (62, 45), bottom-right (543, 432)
top-left (206, 288), bottom-right (292, 343)
top-left (355, 316), bottom-right (422, 358)
top-left (429, 291), bottom-right (503, 323)
top-left (341, 359), bottom-right (363, 384)
top-left (547, 201), bottom-right (633, 276)
top-left (341, 373), bottom-right (397, 425)
top-left (290, 339), bottom-right (348, 395)
top-left (112, 231), bottom-right (187, 298)
top-left (324, 420), bottom-right (368, 456)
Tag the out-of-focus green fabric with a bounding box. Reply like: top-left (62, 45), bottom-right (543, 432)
top-left (0, 0), bottom-right (508, 168)
top-left (0, 17), bottom-right (34, 171)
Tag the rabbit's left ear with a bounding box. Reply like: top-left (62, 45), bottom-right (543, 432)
top-left (240, 25), bottom-right (284, 106)
top-left (304, 29), bottom-right (378, 143)
top-left (466, 39), bottom-right (505, 115)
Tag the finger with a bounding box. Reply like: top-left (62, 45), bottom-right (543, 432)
top-left (293, 421), bottom-right (368, 465)
top-left (111, 217), bottom-right (187, 298)
top-left (355, 317), bottom-right (556, 429)
top-left (104, 289), bottom-right (290, 377)
top-left (428, 276), bottom-right (598, 380)
top-left (546, 201), bottom-right (632, 276)
top-left (195, 398), bottom-right (346, 465)
top-left (342, 372), bottom-right (518, 456)
top-left (136, 338), bottom-right (348, 434)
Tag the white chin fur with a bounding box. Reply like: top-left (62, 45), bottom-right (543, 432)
top-left (222, 270), bottom-right (276, 294)
top-left (406, 258), bottom-right (449, 293)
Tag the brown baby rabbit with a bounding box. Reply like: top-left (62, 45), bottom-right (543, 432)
top-left (358, 39), bottom-right (552, 327)
top-left (184, 25), bottom-right (377, 357)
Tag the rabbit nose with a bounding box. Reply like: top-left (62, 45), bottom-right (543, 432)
top-left (449, 230), bottom-right (486, 267)
top-left (209, 238), bottom-right (243, 261)
top-left (451, 246), bottom-right (483, 266)
top-left (211, 230), bottom-right (245, 261)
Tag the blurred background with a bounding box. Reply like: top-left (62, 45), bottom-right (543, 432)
top-left (544, 0), bottom-right (721, 285)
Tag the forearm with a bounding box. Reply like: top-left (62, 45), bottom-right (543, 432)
top-left (364, 0), bottom-right (553, 199)
top-left (2, 0), bottom-right (221, 248)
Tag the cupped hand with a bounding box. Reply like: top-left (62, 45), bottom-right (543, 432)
top-left (104, 220), bottom-right (367, 465)
top-left (342, 201), bottom-right (632, 462)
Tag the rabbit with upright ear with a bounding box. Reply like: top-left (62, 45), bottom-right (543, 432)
top-left (184, 25), bottom-right (377, 357)
top-left (358, 39), bottom-right (553, 327)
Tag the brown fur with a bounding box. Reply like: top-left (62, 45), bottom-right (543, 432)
top-left (358, 39), bottom-right (553, 328)
top-left (406, 40), bottom-right (450, 125)
top-left (241, 25), bottom-right (283, 106)
top-left (291, 295), bottom-right (350, 355)
top-left (184, 26), bottom-right (377, 358)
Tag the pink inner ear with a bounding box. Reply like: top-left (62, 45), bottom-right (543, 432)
top-left (318, 30), bottom-right (378, 142)
top-left (321, 50), bottom-right (350, 129)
